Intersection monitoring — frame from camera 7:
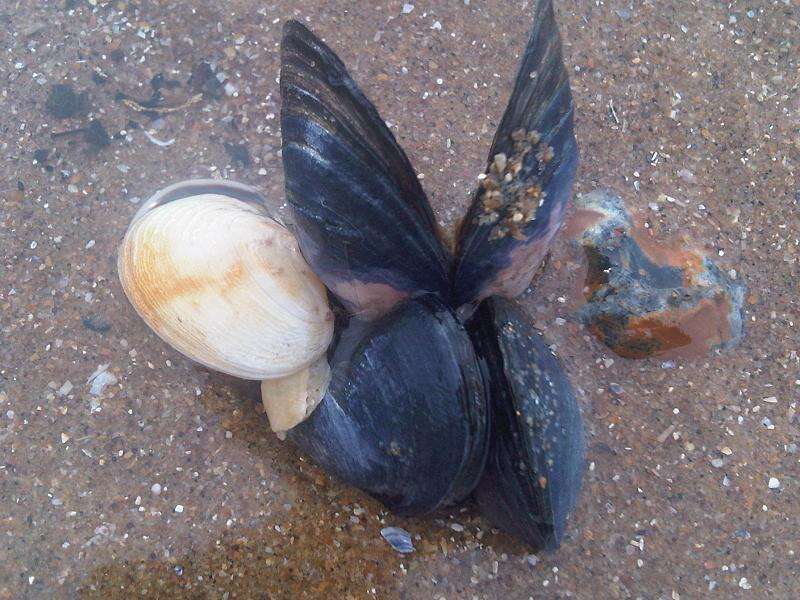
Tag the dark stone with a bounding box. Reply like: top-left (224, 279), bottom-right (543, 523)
top-left (46, 84), bottom-right (87, 119)
top-left (82, 314), bottom-right (111, 333)
top-left (189, 61), bottom-right (223, 99)
top-left (33, 149), bottom-right (49, 164)
top-left (91, 71), bottom-right (108, 85)
top-left (84, 119), bottom-right (111, 150)
top-left (224, 142), bottom-right (251, 168)
top-left (150, 73), bottom-right (165, 91)
top-left (150, 73), bottom-right (181, 92)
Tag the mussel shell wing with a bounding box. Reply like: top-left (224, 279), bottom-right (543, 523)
top-left (280, 22), bottom-right (452, 318)
top-left (454, 0), bottom-right (579, 309)
top-left (470, 297), bottom-right (584, 550)
top-left (288, 297), bottom-right (489, 515)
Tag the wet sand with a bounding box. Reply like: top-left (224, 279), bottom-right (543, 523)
top-left (1, 1), bottom-right (798, 598)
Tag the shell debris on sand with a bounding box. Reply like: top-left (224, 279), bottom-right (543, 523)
top-left (380, 527), bottom-right (415, 553)
top-left (86, 364), bottom-right (117, 396)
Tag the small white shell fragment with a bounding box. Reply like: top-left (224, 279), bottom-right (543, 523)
top-left (118, 192), bottom-right (333, 380)
top-left (87, 364), bottom-right (118, 396)
top-left (380, 527), bottom-right (415, 553)
top-left (261, 355), bottom-right (331, 434)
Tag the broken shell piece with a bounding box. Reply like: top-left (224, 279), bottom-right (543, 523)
top-left (570, 189), bottom-right (745, 359)
top-left (118, 181), bottom-right (334, 380)
top-left (261, 355), bottom-right (331, 436)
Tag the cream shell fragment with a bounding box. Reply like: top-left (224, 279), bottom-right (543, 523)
top-left (118, 193), bottom-right (334, 380)
top-left (260, 355), bottom-right (331, 436)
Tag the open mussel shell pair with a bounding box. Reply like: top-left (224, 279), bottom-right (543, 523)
top-left (118, 0), bottom-right (584, 550)
top-left (280, 0), bottom-right (584, 548)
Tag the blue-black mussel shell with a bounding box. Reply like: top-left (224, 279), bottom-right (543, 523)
top-left (288, 296), bottom-right (489, 516)
top-left (453, 0), bottom-right (579, 311)
top-left (468, 297), bottom-right (585, 550)
top-left (281, 22), bottom-right (452, 318)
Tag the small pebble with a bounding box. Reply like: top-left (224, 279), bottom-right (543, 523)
top-left (151, 483), bottom-right (162, 496)
top-left (174, 504), bottom-right (184, 513)
top-left (768, 477), bottom-right (780, 489)
top-left (401, 3), bottom-right (414, 14)
top-left (608, 383), bottom-right (624, 395)
top-left (710, 458), bottom-right (724, 468)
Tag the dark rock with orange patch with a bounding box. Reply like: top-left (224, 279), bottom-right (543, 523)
top-left (571, 190), bottom-right (745, 359)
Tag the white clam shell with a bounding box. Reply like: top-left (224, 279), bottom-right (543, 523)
top-left (118, 184), bottom-right (333, 380)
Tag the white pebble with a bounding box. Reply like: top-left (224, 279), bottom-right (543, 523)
top-left (739, 577), bottom-right (751, 590)
top-left (57, 381), bottom-right (73, 397)
top-left (768, 477), bottom-right (780, 489)
top-left (151, 483), bottom-right (162, 496)
top-left (174, 504), bottom-right (184, 513)
top-left (401, 3), bottom-right (414, 14)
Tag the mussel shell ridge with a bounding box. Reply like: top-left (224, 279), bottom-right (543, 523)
top-left (289, 297), bottom-right (489, 515)
top-left (469, 297), bottom-right (585, 550)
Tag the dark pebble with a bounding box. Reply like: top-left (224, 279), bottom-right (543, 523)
top-left (224, 142), bottom-right (252, 168)
top-left (91, 71), bottom-right (108, 85)
top-left (33, 149), bottom-right (49, 164)
top-left (84, 119), bottom-right (111, 150)
top-left (82, 314), bottom-right (111, 333)
top-left (46, 84), bottom-right (87, 119)
top-left (189, 61), bottom-right (223, 99)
